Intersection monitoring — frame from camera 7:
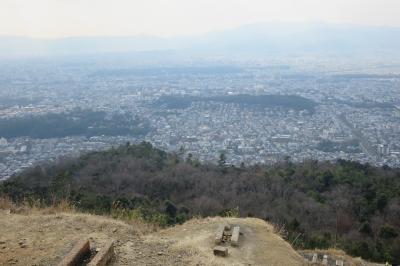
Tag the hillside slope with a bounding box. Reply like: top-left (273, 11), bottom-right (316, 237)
top-left (2, 142), bottom-right (400, 263)
top-left (0, 209), bottom-right (307, 266)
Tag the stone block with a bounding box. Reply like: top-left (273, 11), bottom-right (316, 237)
top-left (58, 239), bottom-right (90, 266)
top-left (336, 260), bottom-right (344, 266)
top-left (311, 253), bottom-right (318, 263)
top-left (215, 225), bottom-right (225, 244)
top-left (213, 246), bottom-right (228, 257)
top-left (231, 226), bottom-right (240, 246)
top-left (322, 254), bottom-right (328, 265)
top-left (88, 240), bottom-right (115, 266)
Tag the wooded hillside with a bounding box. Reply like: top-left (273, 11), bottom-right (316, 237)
top-left (1, 142), bottom-right (399, 263)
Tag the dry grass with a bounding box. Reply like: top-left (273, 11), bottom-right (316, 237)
top-left (115, 214), bottom-right (160, 235)
top-left (0, 197), bottom-right (385, 266)
top-left (0, 196), bottom-right (156, 235)
top-left (0, 196), bottom-right (75, 215)
top-left (0, 196), bottom-right (14, 210)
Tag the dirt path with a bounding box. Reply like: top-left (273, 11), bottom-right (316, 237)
top-left (0, 210), bottom-right (305, 266)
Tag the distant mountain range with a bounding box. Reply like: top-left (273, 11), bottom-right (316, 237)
top-left (1, 22), bottom-right (400, 58)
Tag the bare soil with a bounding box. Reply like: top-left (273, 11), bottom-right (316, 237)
top-left (145, 216), bottom-right (306, 266)
top-left (0, 209), bottom-right (306, 266)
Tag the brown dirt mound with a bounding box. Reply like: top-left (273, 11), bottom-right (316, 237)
top-left (0, 210), bottom-right (306, 265)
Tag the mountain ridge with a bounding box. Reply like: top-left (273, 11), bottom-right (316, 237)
top-left (1, 22), bottom-right (400, 58)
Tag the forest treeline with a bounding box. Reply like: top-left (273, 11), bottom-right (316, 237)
top-left (0, 110), bottom-right (150, 139)
top-left (1, 142), bottom-right (399, 263)
top-left (155, 94), bottom-right (317, 112)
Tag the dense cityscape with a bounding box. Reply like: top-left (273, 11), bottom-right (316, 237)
top-left (3, 1), bottom-right (400, 264)
top-left (1, 58), bottom-right (400, 180)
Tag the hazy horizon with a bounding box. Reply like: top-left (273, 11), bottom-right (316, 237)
top-left (2, 20), bottom-right (400, 40)
top-left (1, 0), bottom-right (400, 39)
top-left (1, 21), bottom-right (399, 59)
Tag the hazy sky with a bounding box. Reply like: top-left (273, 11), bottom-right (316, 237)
top-left (1, 0), bottom-right (400, 38)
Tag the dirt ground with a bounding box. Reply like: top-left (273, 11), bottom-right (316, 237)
top-left (0, 209), bottom-right (190, 266)
top-left (146, 216), bottom-right (306, 266)
top-left (0, 209), bottom-right (309, 266)
top-left (1, 208), bottom-right (386, 266)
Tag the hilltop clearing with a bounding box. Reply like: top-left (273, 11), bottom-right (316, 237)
top-left (0, 209), bottom-right (304, 266)
top-left (0, 208), bottom-right (387, 266)
top-left (145, 217), bottom-right (304, 266)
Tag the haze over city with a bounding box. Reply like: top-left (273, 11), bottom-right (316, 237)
top-left (1, 0), bottom-right (400, 178)
top-left (1, 1), bottom-right (400, 265)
